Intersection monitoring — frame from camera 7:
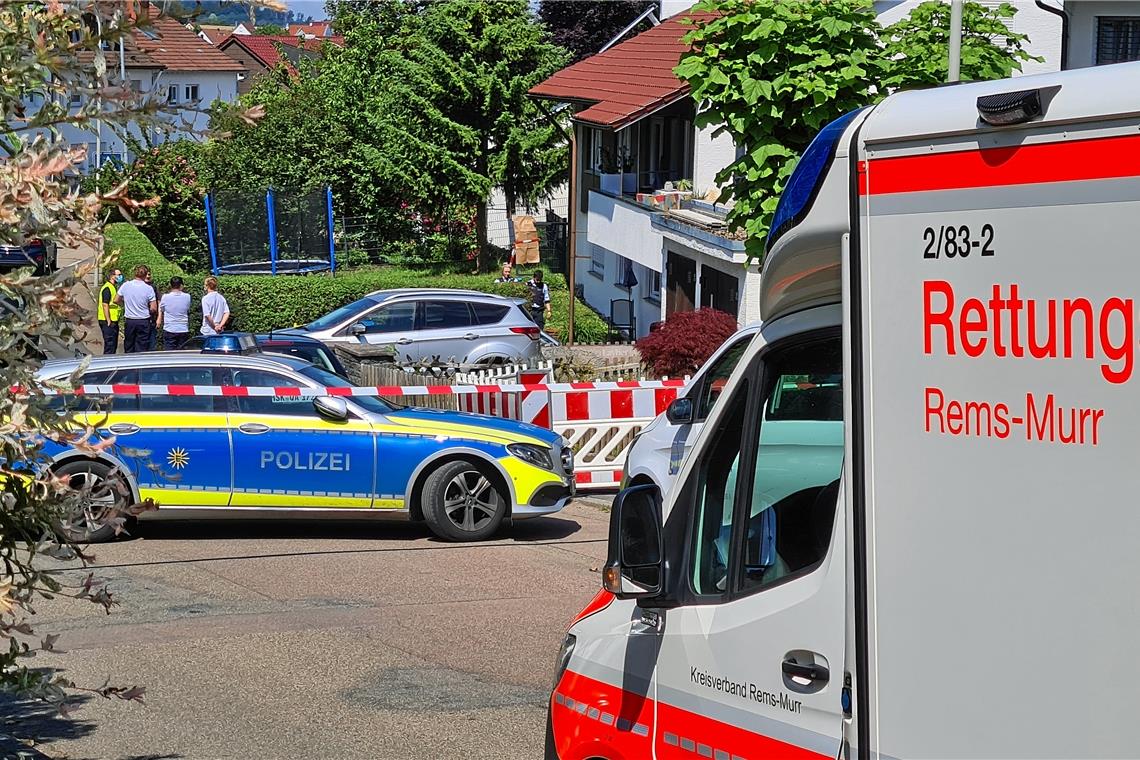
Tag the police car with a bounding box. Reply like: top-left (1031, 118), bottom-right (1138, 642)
top-left (38, 344), bottom-right (573, 542)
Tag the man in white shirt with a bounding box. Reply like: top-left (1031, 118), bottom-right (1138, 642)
top-left (157, 276), bottom-right (191, 350)
top-left (115, 265), bottom-right (156, 353)
top-left (200, 276), bottom-right (230, 336)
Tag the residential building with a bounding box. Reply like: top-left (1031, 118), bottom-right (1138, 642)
top-left (289, 21), bottom-right (335, 39)
top-left (217, 34), bottom-right (344, 94)
top-left (529, 1), bottom-right (1138, 339)
top-left (195, 22), bottom-right (252, 45)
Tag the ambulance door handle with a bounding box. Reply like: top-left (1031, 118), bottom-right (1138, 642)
top-left (108, 422), bottom-right (140, 435)
top-left (782, 658), bottom-right (829, 684)
top-left (237, 422), bottom-right (270, 435)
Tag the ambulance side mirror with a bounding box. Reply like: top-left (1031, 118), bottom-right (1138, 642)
top-left (314, 395), bottom-right (349, 421)
top-left (665, 397), bottom-right (693, 425)
top-left (603, 484), bottom-right (663, 598)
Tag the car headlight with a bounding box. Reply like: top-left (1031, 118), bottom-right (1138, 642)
top-left (551, 632), bottom-right (576, 694)
top-left (507, 443), bottom-right (554, 471)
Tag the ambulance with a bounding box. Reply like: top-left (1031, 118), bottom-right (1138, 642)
top-left (547, 61), bottom-right (1140, 759)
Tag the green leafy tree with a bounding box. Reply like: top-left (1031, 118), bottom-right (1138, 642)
top-left (253, 22), bottom-right (287, 35)
top-left (676, 0), bottom-right (1039, 261)
top-left (880, 2), bottom-right (1042, 89)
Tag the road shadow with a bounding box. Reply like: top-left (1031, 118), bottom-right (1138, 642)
top-left (129, 515), bottom-right (583, 544)
top-left (0, 690), bottom-right (95, 748)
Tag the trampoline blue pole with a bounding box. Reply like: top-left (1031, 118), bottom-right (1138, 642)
top-left (326, 186), bottom-right (336, 274)
top-left (205, 192), bottom-right (219, 276)
top-left (266, 188), bottom-right (278, 275)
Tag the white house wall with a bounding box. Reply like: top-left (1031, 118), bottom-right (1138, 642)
top-left (155, 71), bottom-right (239, 136)
top-left (1066, 1), bottom-right (1140, 69)
top-left (693, 123), bottom-right (736, 199)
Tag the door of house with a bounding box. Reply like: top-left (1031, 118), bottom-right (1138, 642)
top-left (666, 252), bottom-right (696, 317)
top-left (701, 265), bottom-right (740, 316)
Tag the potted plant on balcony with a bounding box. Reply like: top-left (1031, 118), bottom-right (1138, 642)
top-left (598, 147), bottom-right (621, 196)
top-left (620, 147), bottom-right (637, 195)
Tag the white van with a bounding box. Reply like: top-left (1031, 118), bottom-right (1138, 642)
top-left (622, 323), bottom-right (760, 497)
top-left (547, 61), bottom-right (1140, 760)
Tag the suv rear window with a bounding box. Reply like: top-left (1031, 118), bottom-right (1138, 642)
top-left (471, 302), bottom-right (509, 325)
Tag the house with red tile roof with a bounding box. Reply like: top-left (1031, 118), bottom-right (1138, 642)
top-left (288, 22), bottom-right (335, 39)
top-left (530, 7), bottom-right (756, 337)
top-left (217, 34), bottom-right (343, 93)
top-left (48, 4), bottom-right (245, 173)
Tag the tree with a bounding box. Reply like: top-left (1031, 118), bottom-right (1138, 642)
top-left (675, 0), bottom-right (1040, 261)
top-left (538, 0), bottom-right (656, 62)
top-left (0, 0), bottom-right (261, 721)
top-left (879, 2), bottom-right (1041, 89)
top-left (253, 22), bottom-right (287, 35)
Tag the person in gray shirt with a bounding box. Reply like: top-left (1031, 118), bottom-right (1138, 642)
top-left (115, 265), bottom-right (156, 353)
top-left (200, 276), bottom-right (230, 336)
top-left (157, 276), bottom-right (191, 350)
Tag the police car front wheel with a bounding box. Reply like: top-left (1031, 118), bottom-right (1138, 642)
top-left (422, 461), bottom-right (507, 542)
top-left (53, 459), bottom-right (131, 543)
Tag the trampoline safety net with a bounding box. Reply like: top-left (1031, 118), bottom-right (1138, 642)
top-left (207, 187), bottom-right (334, 275)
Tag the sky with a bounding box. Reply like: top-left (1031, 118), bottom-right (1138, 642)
top-left (286, 0), bottom-right (329, 21)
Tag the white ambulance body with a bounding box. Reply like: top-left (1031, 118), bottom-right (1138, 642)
top-left (547, 61), bottom-right (1140, 760)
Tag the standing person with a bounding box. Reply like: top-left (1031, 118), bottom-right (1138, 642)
top-left (144, 270), bottom-right (159, 350)
top-left (115, 265), bottom-right (156, 353)
top-left (200, 276), bottom-right (230, 336)
top-left (494, 262), bottom-right (515, 284)
top-left (157, 276), bottom-right (191, 350)
top-left (525, 269), bottom-right (551, 331)
top-left (97, 268), bottom-right (123, 355)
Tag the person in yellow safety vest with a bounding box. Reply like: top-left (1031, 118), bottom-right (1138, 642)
top-left (98, 268), bottom-right (123, 355)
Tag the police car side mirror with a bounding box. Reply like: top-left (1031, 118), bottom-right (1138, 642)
top-left (313, 395), bottom-right (349, 422)
top-left (603, 484), bottom-right (663, 598)
top-left (665, 397), bottom-right (693, 425)
top-left (349, 322), bottom-right (367, 337)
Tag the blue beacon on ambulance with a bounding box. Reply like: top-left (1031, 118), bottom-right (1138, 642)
top-left (37, 345), bottom-right (573, 543)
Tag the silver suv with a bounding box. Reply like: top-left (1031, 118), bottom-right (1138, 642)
top-left (283, 289), bottom-right (543, 364)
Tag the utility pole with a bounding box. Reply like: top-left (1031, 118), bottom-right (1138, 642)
top-left (948, 0), bottom-right (963, 82)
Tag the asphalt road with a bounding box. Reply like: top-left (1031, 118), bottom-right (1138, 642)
top-left (3, 499), bottom-right (612, 760)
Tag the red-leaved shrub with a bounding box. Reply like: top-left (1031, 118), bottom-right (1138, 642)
top-left (636, 308), bottom-right (739, 377)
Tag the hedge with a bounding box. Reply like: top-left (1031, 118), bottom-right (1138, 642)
top-left (103, 224), bottom-right (609, 344)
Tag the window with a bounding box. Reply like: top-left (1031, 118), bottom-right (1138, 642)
top-left (307, 296), bottom-right (377, 331)
top-left (740, 338), bottom-right (842, 593)
top-left (166, 84), bottom-right (178, 104)
top-left (1096, 17), bottom-right (1140, 65)
top-left (687, 335), bottom-right (843, 599)
top-left (184, 84), bottom-right (199, 102)
top-left (419, 300), bottom-right (472, 330)
top-left (359, 302), bottom-right (416, 334)
top-left (130, 79), bottom-right (143, 93)
top-left (69, 91), bottom-right (83, 107)
top-left (471, 302), bottom-right (509, 326)
top-left (696, 337), bottom-right (751, 420)
top-left (135, 367), bottom-right (217, 413)
top-left (229, 368), bottom-right (316, 417)
top-left (641, 267), bottom-right (661, 304)
top-left (259, 343), bottom-right (336, 374)
top-left (589, 245), bottom-right (605, 279)
top-left (690, 379), bottom-right (749, 596)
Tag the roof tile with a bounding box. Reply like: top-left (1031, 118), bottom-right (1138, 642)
top-left (134, 10), bottom-right (245, 72)
top-left (529, 9), bottom-right (713, 129)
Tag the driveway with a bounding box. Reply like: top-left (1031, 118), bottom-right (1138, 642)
top-left (3, 499), bottom-right (612, 759)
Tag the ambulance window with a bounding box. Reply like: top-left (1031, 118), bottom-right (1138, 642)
top-left (739, 338), bottom-right (843, 594)
top-left (689, 379), bottom-right (749, 596)
top-left (229, 369), bottom-right (317, 417)
top-left (696, 337), bottom-right (750, 420)
top-left (136, 367), bottom-right (217, 413)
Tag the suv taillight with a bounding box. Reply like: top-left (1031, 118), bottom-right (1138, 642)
top-left (510, 326), bottom-right (540, 340)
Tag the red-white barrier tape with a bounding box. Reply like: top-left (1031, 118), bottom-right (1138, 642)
top-left (14, 379), bottom-right (686, 397)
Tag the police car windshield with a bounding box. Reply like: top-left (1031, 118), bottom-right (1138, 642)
top-left (296, 364), bottom-right (394, 415)
top-left (304, 296), bottom-right (379, 332)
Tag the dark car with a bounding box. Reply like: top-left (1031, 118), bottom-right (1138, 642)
top-left (0, 240), bottom-right (57, 276)
top-left (180, 332), bottom-right (349, 377)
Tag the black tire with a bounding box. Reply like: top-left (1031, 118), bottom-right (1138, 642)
top-left (53, 459), bottom-right (131, 543)
top-left (421, 460), bottom-right (507, 542)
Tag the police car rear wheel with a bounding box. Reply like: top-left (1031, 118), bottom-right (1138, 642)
top-left (54, 460), bottom-right (130, 543)
top-left (422, 461), bottom-right (506, 542)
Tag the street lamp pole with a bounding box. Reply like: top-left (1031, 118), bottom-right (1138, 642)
top-left (948, 0), bottom-right (964, 82)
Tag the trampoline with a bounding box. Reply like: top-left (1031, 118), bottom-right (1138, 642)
top-left (206, 186), bottom-right (336, 276)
